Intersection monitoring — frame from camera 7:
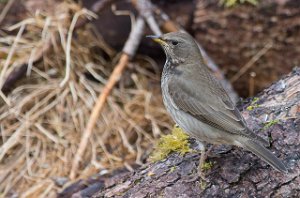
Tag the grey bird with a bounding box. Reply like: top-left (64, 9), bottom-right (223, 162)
top-left (148, 32), bottom-right (287, 176)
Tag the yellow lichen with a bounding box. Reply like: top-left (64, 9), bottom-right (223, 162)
top-left (202, 161), bottom-right (213, 171)
top-left (220, 0), bottom-right (259, 7)
top-left (247, 97), bottom-right (260, 111)
top-left (149, 125), bottom-right (191, 162)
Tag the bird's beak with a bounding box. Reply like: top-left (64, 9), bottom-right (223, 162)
top-left (146, 35), bottom-right (167, 46)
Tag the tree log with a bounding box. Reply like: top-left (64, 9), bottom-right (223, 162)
top-left (60, 67), bottom-right (300, 197)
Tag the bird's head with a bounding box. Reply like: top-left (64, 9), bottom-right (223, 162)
top-left (147, 32), bottom-right (202, 66)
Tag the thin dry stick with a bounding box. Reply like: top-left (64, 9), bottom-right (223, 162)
top-left (0, 0), bottom-right (16, 25)
top-left (70, 17), bottom-right (145, 179)
top-left (134, 0), bottom-right (162, 35)
top-left (60, 9), bottom-right (97, 87)
top-left (0, 23), bottom-right (26, 106)
top-left (230, 42), bottom-right (273, 83)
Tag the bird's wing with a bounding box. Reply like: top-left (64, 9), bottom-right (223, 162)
top-left (167, 70), bottom-right (268, 145)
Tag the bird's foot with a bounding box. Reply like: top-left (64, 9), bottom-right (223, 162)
top-left (198, 149), bottom-right (208, 181)
top-left (198, 165), bottom-right (208, 182)
top-left (197, 145), bottom-right (214, 182)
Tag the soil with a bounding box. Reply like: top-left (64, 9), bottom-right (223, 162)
top-left (192, 0), bottom-right (300, 97)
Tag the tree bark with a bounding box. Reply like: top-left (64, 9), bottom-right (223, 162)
top-left (60, 67), bottom-right (300, 198)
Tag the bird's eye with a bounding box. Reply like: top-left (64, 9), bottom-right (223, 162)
top-left (171, 41), bottom-right (179, 46)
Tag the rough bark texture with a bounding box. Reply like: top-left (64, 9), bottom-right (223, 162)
top-left (193, 0), bottom-right (300, 97)
top-left (60, 68), bottom-right (300, 198)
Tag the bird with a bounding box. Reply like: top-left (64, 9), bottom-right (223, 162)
top-left (147, 32), bottom-right (287, 178)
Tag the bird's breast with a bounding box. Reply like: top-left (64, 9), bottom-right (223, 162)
top-left (160, 69), bottom-right (236, 145)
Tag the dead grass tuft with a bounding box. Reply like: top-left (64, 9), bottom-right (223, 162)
top-left (0, 1), bottom-right (171, 196)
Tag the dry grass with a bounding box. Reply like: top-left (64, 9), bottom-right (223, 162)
top-left (0, 1), bottom-right (171, 197)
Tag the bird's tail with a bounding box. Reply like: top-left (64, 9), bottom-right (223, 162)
top-left (242, 139), bottom-right (287, 173)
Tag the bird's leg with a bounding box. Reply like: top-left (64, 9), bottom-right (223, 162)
top-left (198, 146), bottom-right (207, 180)
top-left (198, 144), bottom-right (213, 181)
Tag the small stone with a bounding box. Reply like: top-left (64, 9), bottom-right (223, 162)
top-left (53, 177), bottom-right (69, 187)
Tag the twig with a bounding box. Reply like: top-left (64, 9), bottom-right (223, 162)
top-left (60, 9), bottom-right (97, 87)
top-left (0, 123), bottom-right (23, 161)
top-left (70, 17), bottom-right (145, 179)
top-left (1, 41), bottom-right (51, 93)
top-left (75, 0), bottom-right (116, 29)
top-left (230, 42), bottom-right (273, 83)
top-left (0, 23), bottom-right (25, 106)
top-left (123, 17), bottom-right (145, 56)
top-left (111, 4), bottom-right (136, 32)
top-left (0, 23), bottom-right (25, 82)
top-left (134, 0), bottom-right (162, 35)
top-left (0, 0), bottom-right (15, 25)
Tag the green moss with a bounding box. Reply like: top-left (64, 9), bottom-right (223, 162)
top-left (201, 161), bottom-right (213, 171)
top-left (133, 178), bottom-right (142, 185)
top-left (220, 0), bottom-right (259, 7)
top-left (246, 105), bottom-right (258, 111)
top-left (263, 120), bottom-right (279, 129)
top-left (252, 97), bottom-right (259, 103)
top-left (246, 97), bottom-right (260, 111)
top-left (150, 125), bottom-right (191, 162)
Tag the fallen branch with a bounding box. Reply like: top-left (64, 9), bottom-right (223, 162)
top-left (61, 67), bottom-right (300, 197)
